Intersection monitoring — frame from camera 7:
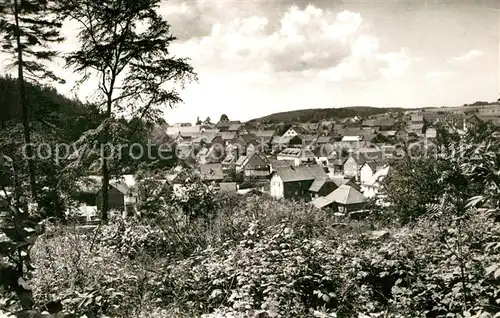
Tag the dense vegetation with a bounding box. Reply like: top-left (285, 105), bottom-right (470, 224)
top-left (0, 0), bottom-right (499, 317)
top-left (1, 120), bottom-right (499, 317)
top-left (248, 107), bottom-right (406, 124)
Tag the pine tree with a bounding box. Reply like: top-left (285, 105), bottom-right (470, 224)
top-left (58, 0), bottom-right (196, 222)
top-left (0, 0), bottom-right (64, 201)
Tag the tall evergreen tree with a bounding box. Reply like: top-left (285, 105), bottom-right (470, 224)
top-left (58, 0), bottom-right (196, 222)
top-left (0, 0), bottom-right (64, 201)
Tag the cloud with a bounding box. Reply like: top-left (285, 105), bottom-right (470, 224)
top-left (170, 4), bottom-right (412, 82)
top-left (426, 70), bottom-right (455, 80)
top-left (447, 49), bottom-right (484, 63)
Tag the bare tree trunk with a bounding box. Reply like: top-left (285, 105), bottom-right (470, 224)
top-left (100, 93), bottom-right (113, 223)
top-left (13, 0), bottom-right (37, 201)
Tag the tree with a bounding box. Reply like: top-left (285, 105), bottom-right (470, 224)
top-left (58, 0), bottom-right (196, 222)
top-left (0, 0), bottom-right (64, 200)
top-left (219, 114), bottom-right (229, 122)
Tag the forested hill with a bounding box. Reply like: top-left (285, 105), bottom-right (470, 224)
top-left (248, 106), bottom-right (406, 123)
top-left (0, 76), bottom-right (102, 141)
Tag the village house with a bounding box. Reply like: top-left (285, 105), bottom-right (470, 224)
top-left (216, 120), bottom-right (241, 132)
top-left (276, 147), bottom-right (317, 166)
top-left (330, 158), bottom-right (346, 176)
top-left (359, 160), bottom-right (390, 186)
top-left (166, 125), bottom-right (201, 140)
top-left (343, 153), bottom-right (366, 181)
top-left (228, 123), bottom-right (249, 135)
top-left (379, 118), bottom-right (396, 131)
top-left (271, 135), bottom-right (302, 150)
top-left (269, 164), bottom-right (327, 199)
top-left (282, 126), bottom-right (305, 138)
top-left (308, 177), bottom-right (338, 199)
top-left (299, 122), bottom-right (320, 134)
top-left (235, 152), bottom-right (270, 178)
top-left (330, 176), bottom-right (361, 192)
top-left (269, 159), bottom-right (295, 172)
top-left (310, 185), bottom-right (366, 212)
top-left (79, 175), bottom-right (138, 218)
top-left (361, 165), bottom-right (391, 198)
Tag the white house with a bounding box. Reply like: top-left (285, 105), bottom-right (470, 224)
top-left (282, 126), bottom-right (304, 138)
top-left (360, 165), bottom-right (390, 198)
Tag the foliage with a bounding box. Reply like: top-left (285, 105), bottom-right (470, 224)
top-left (0, 153), bottom-right (47, 314)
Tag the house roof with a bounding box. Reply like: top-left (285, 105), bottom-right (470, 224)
top-left (275, 164), bottom-right (326, 183)
top-left (330, 176), bottom-right (356, 188)
top-left (222, 154), bottom-right (236, 165)
top-left (235, 155), bottom-right (247, 166)
top-left (379, 118), bottom-right (395, 127)
top-left (216, 120), bottom-right (241, 128)
top-left (166, 126), bottom-right (200, 137)
top-left (308, 177), bottom-right (328, 192)
top-left (277, 147), bottom-right (316, 159)
top-left (342, 136), bottom-right (363, 142)
top-left (193, 133), bottom-right (219, 144)
top-left (228, 123), bottom-right (244, 131)
top-left (219, 132), bottom-right (237, 140)
top-left (316, 136), bottom-right (333, 144)
top-left (199, 163), bottom-right (224, 180)
top-left (239, 152), bottom-right (269, 170)
top-left (312, 185), bottom-right (366, 208)
top-left (365, 165), bottom-right (391, 186)
top-left (411, 114), bottom-right (423, 122)
top-left (255, 130), bottom-right (275, 138)
top-left (220, 182), bottom-right (237, 192)
top-left (269, 159), bottom-right (295, 170)
top-left (286, 126), bottom-right (306, 134)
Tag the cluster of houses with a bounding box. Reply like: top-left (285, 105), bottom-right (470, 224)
top-left (68, 104), bottom-right (500, 220)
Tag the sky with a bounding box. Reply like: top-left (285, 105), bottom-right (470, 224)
top-left (2, 0), bottom-right (500, 124)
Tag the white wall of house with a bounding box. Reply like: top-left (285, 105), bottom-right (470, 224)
top-left (283, 128), bottom-right (298, 137)
top-left (361, 184), bottom-right (377, 198)
top-left (360, 164), bottom-right (374, 185)
top-left (270, 175), bottom-right (284, 199)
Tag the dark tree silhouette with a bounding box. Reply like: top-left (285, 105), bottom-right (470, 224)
top-left (58, 0), bottom-right (197, 222)
top-left (0, 0), bottom-right (64, 200)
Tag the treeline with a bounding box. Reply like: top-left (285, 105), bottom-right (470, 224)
top-left (249, 106), bottom-right (405, 123)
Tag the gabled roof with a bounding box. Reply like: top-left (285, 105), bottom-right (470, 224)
top-left (199, 163), bottom-right (224, 181)
top-left (240, 152), bottom-right (269, 170)
top-left (228, 123), bottom-right (244, 131)
top-left (316, 136), bottom-right (333, 144)
top-left (274, 165), bottom-right (326, 183)
top-left (235, 155), bottom-right (247, 166)
top-left (330, 176), bottom-right (356, 188)
top-left (308, 177), bottom-right (328, 192)
top-left (193, 133), bottom-right (219, 144)
top-left (219, 132), bottom-right (237, 140)
top-left (312, 185), bottom-right (365, 208)
top-left (379, 118), bottom-right (395, 127)
top-left (254, 130), bottom-right (275, 138)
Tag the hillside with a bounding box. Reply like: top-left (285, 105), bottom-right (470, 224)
top-left (248, 106), bottom-right (407, 123)
top-left (0, 76), bottom-right (102, 141)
